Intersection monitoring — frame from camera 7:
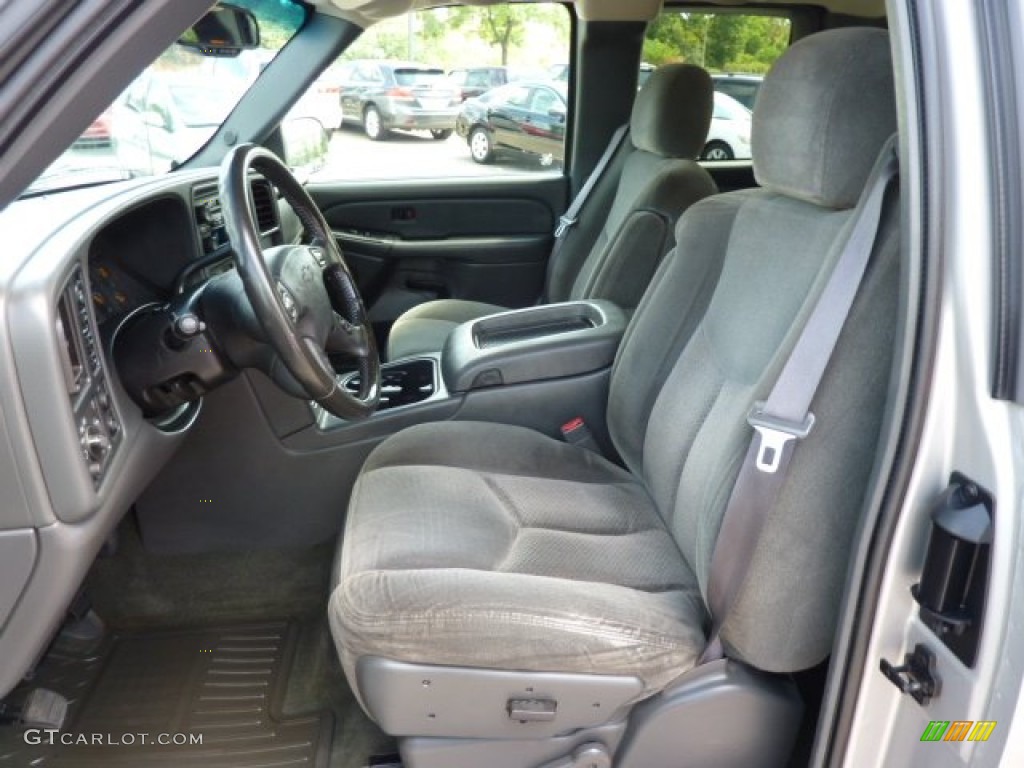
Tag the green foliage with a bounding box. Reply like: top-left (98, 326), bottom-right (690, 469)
top-left (642, 12), bottom-right (790, 74)
top-left (342, 5), bottom-right (569, 70)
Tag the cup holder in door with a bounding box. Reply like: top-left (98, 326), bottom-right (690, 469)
top-left (343, 358), bottom-right (436, 411)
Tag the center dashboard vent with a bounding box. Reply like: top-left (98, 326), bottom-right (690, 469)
top-left (192, 178), bottom-right (279, 258)
top-left (250, 180), bottom-right (279, 235)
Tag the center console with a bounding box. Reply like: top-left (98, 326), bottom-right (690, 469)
top-left (341, 358), bottom-right (440, 411)
top-left (305, 300), bottom-right (626, 437)
top-left (441, 301), bottom-right (626, 393)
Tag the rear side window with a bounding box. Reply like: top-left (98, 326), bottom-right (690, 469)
top-left (644, 11), bottom-right (791, 162)
top-left (394, 68), bottom-right (446, 86)
top-left (715, 79), bottom-right (761, 110)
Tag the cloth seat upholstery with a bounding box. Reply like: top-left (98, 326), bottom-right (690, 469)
top-left (331, 27), bottom-right (899, 713)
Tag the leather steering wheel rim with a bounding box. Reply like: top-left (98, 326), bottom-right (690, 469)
top-left (219, 143), bottom-right (380, 420)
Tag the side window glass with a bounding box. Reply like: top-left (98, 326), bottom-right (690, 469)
top-left (530, 88), bottom-right (558, 114)
top-left (504, 85), bottom-right (532, 108)
top-left (643, 12), bottom-right (791, 162)
top-left (300, 3), bottom-right (572, 180)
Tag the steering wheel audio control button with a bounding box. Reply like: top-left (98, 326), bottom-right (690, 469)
top-left (309, 247), bottom-right (327, 268)
top-left (276, 281), bottom-right (299, 322)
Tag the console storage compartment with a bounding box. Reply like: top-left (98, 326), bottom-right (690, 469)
top-left (442, 301), bottom-right (626, 393)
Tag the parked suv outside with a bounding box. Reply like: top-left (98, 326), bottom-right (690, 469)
top-left (338, 60), bottom-right (462, 141)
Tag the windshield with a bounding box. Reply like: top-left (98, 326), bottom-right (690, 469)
top-left (25, 0), bottom-right (305, 196)
top-left (167, 85), bottom-right (237, 127)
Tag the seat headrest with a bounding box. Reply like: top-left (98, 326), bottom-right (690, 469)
top-left (631, 63), bottom-right (713, 159)
top-left (753, 28), bottom-right (896, 209)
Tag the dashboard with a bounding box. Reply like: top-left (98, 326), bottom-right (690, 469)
top-left (87, 180), bottom-right (281, 329)
top-left (0, 169), bottom-right (295, 697)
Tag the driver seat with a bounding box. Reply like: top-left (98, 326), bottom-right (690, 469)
top-left (330, 28), bottom-right (898, 768)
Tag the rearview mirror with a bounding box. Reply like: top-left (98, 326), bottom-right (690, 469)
top-left (549, 106), bottom-right (567, 123)
top-left (177, 4), bottom-right (260, 58)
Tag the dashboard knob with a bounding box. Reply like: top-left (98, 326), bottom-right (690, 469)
top-left (82, 422), bottom-right (110, 463)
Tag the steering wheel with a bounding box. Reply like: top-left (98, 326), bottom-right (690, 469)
top-left (218, 144), bottom-right (380, 419)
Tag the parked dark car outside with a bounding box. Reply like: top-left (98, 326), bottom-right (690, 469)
top-left (455, 81), bottom-right (567, 166)
top-left (710, 73), bottom-right (764, 111)
top-left (338, 60), bottom-right (461, 141)
top-left (448, 67), bottom-right (510, 101)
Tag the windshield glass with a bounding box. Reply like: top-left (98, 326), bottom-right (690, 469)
top-left (167, 84), bottom-right (237, 127)
top-left (25, 0), bottom-right (305, 196)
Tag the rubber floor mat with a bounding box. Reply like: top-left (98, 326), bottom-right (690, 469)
top-left (0, 622), bottom-right (332, 767)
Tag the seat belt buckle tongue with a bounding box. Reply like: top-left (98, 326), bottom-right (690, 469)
top-left (554, 214), bottom-right (577, 239)
top-left (746, 403), bottom-right (815, 474)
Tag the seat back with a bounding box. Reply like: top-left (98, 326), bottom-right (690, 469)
top-left (607, 27), bottom-right (898, 672)
top-left (545, 63), bottom-right (717, 311)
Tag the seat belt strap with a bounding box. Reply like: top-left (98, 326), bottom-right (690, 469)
top-left (700, 138), bottom-right (899, 664)
top-left (552, 123), bottom-right (629, 244)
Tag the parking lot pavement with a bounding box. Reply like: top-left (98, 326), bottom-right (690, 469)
top-left (314, 125), bottom-right (555, 182)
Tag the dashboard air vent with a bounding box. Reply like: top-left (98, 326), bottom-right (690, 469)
top-left (251, 180), bottom-right (279, 235)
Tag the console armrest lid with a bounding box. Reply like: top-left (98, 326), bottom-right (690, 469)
top-left (442, 300), bottom-right (626, 393)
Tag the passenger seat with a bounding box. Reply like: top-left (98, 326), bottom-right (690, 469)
top-left (385, 63), bottom-right (718, 360)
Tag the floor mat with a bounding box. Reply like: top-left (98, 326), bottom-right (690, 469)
top-left (0, 622), bottom-right (333, 767)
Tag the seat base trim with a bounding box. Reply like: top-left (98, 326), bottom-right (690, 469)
top-left (357, 656), bottom-right (643, 739)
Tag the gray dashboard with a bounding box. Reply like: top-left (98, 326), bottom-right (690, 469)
top-left (0, 170), bottom-right (293, 696)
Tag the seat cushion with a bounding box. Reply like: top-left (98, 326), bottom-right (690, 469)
top-left (330, 422), bottom-right (708, 699)
top-left (386, 299), bottom-right (506, 360)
